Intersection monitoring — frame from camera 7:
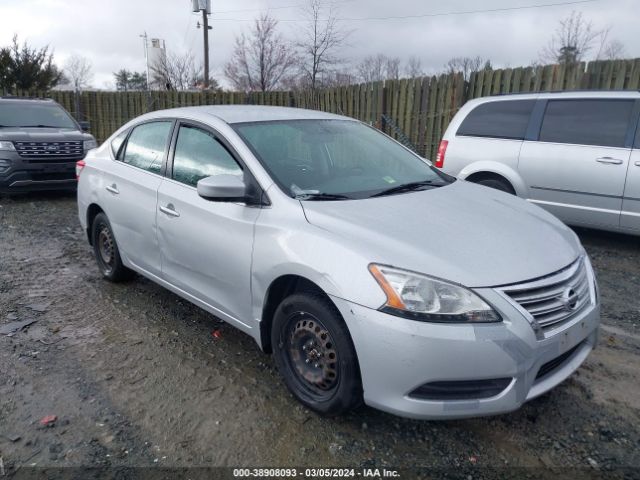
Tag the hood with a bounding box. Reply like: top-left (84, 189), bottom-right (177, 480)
top-left (301, 180), bottom-right (582, 288)
top-left (0, 127), bottom-right (91, 142)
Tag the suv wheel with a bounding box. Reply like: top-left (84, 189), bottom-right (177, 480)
top-left (91, 212), bottom-right (133, 282)
top-left (271, 292), bottom-right (362, 415)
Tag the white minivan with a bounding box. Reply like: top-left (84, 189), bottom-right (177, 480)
top-left (437, 91), bottom-right (640, 235)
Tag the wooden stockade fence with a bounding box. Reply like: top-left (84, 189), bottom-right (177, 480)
top-left (15, 58), bottom-right (640, 160)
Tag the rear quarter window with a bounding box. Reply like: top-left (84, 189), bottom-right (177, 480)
top-left (457, 100), bottom-right (535, 140)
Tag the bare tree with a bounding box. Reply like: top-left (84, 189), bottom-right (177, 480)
top-left (539, 11), bottom-right (604, 65)
top-left (63, 54), bottom-right (93, 91)
top-left (297, 0), bottom-right (350, 90)
top-left (600, 39), bottom-right (626, 60)
top-left (357, 54), bottom-right (401, 82)
top-left (224, 14), bottom-right (297, 92)
top-left (151, 50), bottom-right (210, 90)
top-left (405, 56), bottom-right (424, 78)
top-left (444, 56), bottom-right (487, 81)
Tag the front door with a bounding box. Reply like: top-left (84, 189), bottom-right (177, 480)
top-left (156, 122), bottom-right (261, 327)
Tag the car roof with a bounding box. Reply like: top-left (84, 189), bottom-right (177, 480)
top-left (0, 97), bottom-right (57, 105)
top-left (144, 105), bottom-right (351, 124)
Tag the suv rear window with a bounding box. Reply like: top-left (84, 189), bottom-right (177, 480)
top-left (539, 99), bottom-right (635, 148)
top-left (457, 100), bottom-right (535, 140)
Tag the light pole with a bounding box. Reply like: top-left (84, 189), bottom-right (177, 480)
top-left (139, 32), bottom-right (150, 91)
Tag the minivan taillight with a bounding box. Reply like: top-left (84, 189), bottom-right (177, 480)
top-left (435, 140), bottom-right (448, 168)
top-left (75, 160), bottom-right (86, 180)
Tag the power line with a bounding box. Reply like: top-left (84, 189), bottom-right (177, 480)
top-left (209, 0), bottom-right (603, 22)
top-left (209, 0), bottom-right (355, 15)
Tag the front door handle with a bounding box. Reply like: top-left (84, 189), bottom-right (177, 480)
top-left (106, 184), bottom-right (119, 194)
top-left (635, 161), bottom-right (640, 167)
top-left (596, 157), bottom-right (623, 165)
top-left (159, 204), bottom-right (180, 217)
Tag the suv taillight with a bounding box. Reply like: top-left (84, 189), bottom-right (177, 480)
top-left (75, 160), bottom-right (86, 180)
top-left (435, 140), bottom-right (448, 168)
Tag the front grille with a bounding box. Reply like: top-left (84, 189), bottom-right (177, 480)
top-left (535, 342), bottom-right (582, 380)
top-left (499, 258), bottom-right (591, 332)
top-left (30, 171), bottom-right (76, 181)
top-left (14, 141), bottom-right (84, 161)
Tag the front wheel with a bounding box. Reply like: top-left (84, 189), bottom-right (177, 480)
top-left (271, 292), bottom-right (362, 415)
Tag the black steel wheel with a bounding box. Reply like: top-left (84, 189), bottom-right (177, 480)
top-left (272, 291), bottom-right (362, 415)
top-left (91, 212), bottom-right (133, 282)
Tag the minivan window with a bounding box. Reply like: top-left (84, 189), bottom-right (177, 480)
top-left (0, 102), bottom-right (77, 129)
top-left (234, 119), bottom-right (451, 199)
top-left (456, 100), bottom-right (535, 140)
top-left (122, 121), bottom-right (172, 174)
top-left (635, 115), bottom-right (640, 148)
top-left (172, 125), bottom-right (242, 187)
top-left (539, 99), bottom-right (635, 148)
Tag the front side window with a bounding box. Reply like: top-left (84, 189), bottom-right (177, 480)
top-left (457, 100), bottom-right (535, 140)
top-left (122, 121), bottom-right (172, 173)
top-left (234, 119), bottom-right (451, 199)
top-left (0, 101), bottom-right (77, 129)
top-left (172, 125), bottom-right (242, 187)
top-left (539, 99), bottom-right (635, 148)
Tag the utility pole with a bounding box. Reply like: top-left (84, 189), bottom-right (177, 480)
top-left (194, 0), bottom-right (212, 89)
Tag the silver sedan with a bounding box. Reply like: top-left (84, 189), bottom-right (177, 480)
top-left (77, 106), bottom-right (600, 419)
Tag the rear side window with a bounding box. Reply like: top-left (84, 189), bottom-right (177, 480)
top-left (122, 121), bottom-right (172, 173)
top-left (539, 100), bottom-right (634, 148)
top-left (110, 130), bottom-right (128, 159)
top-left (635, 115), bottom-right (640, 149)
top-left (172, 125), bottom-right (242, 187)
top-left (457, 100), bottom-right (535, 140)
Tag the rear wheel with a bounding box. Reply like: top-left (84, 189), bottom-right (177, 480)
top-left (475, 177), bottom-right (515, 194)
top-left (91, 212), bottom-right (133, 282)
top-left (271, 292), bottom-right (362, 415)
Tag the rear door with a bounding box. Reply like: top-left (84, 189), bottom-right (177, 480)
top-left (518, 98), bottom-right (635, 229)
top-left (621, 111), bottom-right (640, 231)
top-left (100, 120), bottom-right (174, 276)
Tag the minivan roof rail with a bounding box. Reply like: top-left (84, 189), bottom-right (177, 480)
top-left (488, 89), bottom-right (640, 97)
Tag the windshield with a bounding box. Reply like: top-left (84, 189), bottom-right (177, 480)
top-left (0, 102), bottom-right (77, 129)
top-left (233, 119), bottom-right (452, 199)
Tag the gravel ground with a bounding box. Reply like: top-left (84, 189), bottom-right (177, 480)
top-left (0, 192), bottom-right (639, 479)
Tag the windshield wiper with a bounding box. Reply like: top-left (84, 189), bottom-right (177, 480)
top-left (371, 179), bottom-right (444, 198)
top-left (295, 192), bottom-right (352, 201)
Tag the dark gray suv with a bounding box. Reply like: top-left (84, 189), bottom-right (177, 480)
top-left (0, 97), bottom-right (97, 193)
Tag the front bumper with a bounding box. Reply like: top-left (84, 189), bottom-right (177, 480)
top-left (0, 152), bottom-right (79, 193)
top-left (332, 287), bottom-right (599, 420)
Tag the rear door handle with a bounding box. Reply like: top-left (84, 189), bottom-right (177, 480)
top-left (596, 157), bottom-right (623, 165)
top-left (635, 161), bottom-right (640, 167)
top-left (159, 204), bottom-right (180, 217)
top-left (106, 184), bottom-right (119, 194)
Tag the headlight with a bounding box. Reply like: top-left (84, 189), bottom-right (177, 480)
top-left (83, 139), bottom-right (98, 150)
top-left (0, 141), bottom-right (16, 151)
top-left (369, 264), bottom-right (501, 323)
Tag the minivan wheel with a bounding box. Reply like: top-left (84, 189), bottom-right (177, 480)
top-left (475, 178), bottom-right (515, 194)
top-left (91, 212), bottom-right (132, 282)
top-left (271, 292), bottom-right (362, 415)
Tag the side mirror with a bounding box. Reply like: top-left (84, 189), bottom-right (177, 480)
top-left (79, 121), bottom-right (90, 132)
top-left (197, 174), bottom-right (247, 201)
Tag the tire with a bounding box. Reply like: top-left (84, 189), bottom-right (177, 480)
top-left (91, 212), bottom-right (133, 282)
top-left (475, 177), bottom-right (515, 194)
top-left (271, 292), bottom-right (362, 415)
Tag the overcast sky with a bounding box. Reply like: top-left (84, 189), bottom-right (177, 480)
top-left (1, 0), bottom-right (638, 89)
